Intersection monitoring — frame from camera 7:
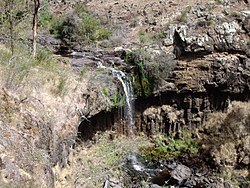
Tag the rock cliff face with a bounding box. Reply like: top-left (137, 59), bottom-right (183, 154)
top-left (136, 4), bottom-right (250, 135)
top-left (0, 61), bottom-right (115, 186)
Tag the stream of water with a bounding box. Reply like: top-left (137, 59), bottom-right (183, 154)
top-left (69, 51), bottom-right (135, 136)
top-left (112, 69), bottom-right (134, 136)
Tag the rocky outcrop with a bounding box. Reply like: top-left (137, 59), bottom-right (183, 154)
top-left (173, 21), bottom-right (249, 57)
top-left (137, 51), bottom-right (250, 134)
top-left (137, 3), bottom-right (250, 135)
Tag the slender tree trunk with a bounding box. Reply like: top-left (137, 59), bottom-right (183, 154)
top-left (32, 0), bottom-right (40, 57)
top-left (5, 0), bottom-right (14, 55)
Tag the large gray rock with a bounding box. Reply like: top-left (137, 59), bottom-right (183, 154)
top-left (173, 11), bottom-right (250, 58)
top-left (170, 164), bottom-right (192, 185)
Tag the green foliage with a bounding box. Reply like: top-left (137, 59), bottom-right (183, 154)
top-left (0, 48), bottom-right (32, 90)
top-left (152, 32), bottom-right (165, 41)
top-left (33, 49), bottom-right (57, 71)
top-left (138, 29), bottom-right (152, 44)
top-left (75, 5), bottom-right (111, 42)
top-left (102, 87), bottom-right (125, 108)
top-left (0, 45), bottom-right (70, 95)
top-left (38, 2), bottom-right (111, 46)
top-left (79, 66), bottom-right (89, 79)
top-left (0, 0), bottom-right (32, 54)
top-left (247, 40), bottom-right (250, 47)
top-left (214, 0), bottom-right (224, 4)
top-left (39, 3), bottom-right (111, 47)
top-left (39, 6), bottom-right (64, 38)
top-left (148, 52), bottom-right (176, 83)
top-left (140, 132), bottom-right (199, 161)
top-left (67, 132), bottom-right (151, 187)
top-left (125, 50), bottom-right (155, 97)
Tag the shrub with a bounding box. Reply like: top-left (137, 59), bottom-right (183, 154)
top-left (39, 3), bottom-right (111, 47)
top-left (60, 4), bottom-right (111, 47)
top-left (138, 29), bottom-right (153, 44)
top-left (125, 49), bottom-right (155, 97)
top-left (176, 6), bottom-right (191, 23)
top-left (140, 132), bottom-right (199, 161)
top-left (125, 49), bottom-right (176, 97)
top-left (38, 6), bottom-right (64, 38)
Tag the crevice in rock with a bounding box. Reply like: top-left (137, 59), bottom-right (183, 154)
top-left (77, 109), bottom-right (117, 141)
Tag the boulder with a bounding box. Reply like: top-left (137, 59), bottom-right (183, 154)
top-left (169, 164), bottom-right (192, 185)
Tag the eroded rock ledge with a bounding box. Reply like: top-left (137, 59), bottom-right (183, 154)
top-left (136, 8), bottom-right (250, 136)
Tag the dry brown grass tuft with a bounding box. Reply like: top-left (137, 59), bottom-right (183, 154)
top-left (54, 131), bottom-right (151, 188)
top-left (200, 101), bottom-right (250, 187)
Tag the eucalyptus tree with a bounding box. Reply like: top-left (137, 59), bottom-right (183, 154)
top-left (0, 0), bottom-right (31, 55)
top-left (0, 0), bottom-right (15, 55)
top-left (0, 0), bottom-right (41, 56)
top-left (32, 0), bottom-right (40, 57)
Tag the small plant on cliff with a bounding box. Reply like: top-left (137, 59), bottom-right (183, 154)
top-left (176, 6), bottom-right (191, 23)
top-left (247, 40), bottom-right (250, 47)
top-left (102, 87), bottom-right (125, 108)
top-left (138, 29), bottom-right (153, 45)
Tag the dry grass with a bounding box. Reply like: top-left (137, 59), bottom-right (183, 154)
top-left (54, 131), bottom-right (151, 188)
top-left (0, 44), bottom-right (91, 187)
top-left (200, 101), bottom-right (250, 187)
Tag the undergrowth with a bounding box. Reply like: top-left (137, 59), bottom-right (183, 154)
top-left (39, 2), bottom-right (111, 47)
top-left (140, 131), bottom-right (199, 161)
top-left (125, 49), bottom-right (176, 97)
top-left (55, 132), bottom-right (151, 187)
top-left (102, 87), bottom-right (125, 108)
top-left (0, 44), bottom-right (72, 97)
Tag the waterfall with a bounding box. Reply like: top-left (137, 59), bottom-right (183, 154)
top-left (95, 61), bottom-right (135, 135)
top-left (112, 69), bottom-right (135, 136)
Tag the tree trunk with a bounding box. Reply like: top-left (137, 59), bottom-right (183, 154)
top-left (32, 0), bottom-right (40, 57)
top-left (5, 0), bottom-right (14, 55)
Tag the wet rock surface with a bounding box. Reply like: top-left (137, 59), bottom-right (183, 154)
top-left (121, 153), bottom-right (237, 188)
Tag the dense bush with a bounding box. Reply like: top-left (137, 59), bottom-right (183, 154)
top-left (125, 49), bottom-right (176, 97)
top-left (125, 50), bottom-right (155, 97)
top-left (39, 3), bottom-right (111, 48)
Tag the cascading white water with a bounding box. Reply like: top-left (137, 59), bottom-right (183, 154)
top-left (95, 61), bottom-right (135, 135)
top-left (112, 69), bottom-right (134, 136)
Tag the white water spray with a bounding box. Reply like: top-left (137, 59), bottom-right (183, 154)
top-left (112, 69), bottom-right (134, 136)
top-left (95, 62), bottom-right (135, 135)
